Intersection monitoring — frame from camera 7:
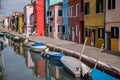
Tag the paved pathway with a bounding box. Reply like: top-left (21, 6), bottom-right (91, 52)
top-left (0, 27), bottom-right (120, 70)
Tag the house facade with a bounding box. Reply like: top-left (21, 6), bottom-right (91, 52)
top-left (48, 2), bottom-right (64, 39)
top-left (68, 0), bottom-right (84, 43)
top-left (84, 0), bottom-right (104, 48)
top-left (105, 0), bottom-right (120, 52)
top-left (63, 0), bottom-right (69, 40)
top-left (24, 4), bottom-right (34, 37)
top-left (34, 0), bottom-right (45, 36)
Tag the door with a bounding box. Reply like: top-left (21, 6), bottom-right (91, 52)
top-left (91, 29), bottom-right (96, 46)
top-left (72, 26), bottom-right (75, 41)
top-left (105, 32), bottom-right (111, 50)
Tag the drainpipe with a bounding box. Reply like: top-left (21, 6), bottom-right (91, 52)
top-left (104, 0), bottom-right (106, 49)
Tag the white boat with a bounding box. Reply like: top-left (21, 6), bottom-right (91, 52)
top-left (23, 41), bottom-right (35, 47)
top-left (60, 56), bottom-right (91, 78)
top-left (30, 42), bottom-right (48, 52)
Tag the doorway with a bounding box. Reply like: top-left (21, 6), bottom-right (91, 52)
top-left (91, 29), bottom-right (96, 46)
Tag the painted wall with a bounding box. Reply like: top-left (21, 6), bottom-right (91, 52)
top-left (24, 4), bottom-right (33, 37)
top-left (84, 0), bottom-right (104, 48)
top-left (18, 15), bottom-right (24, 33)
top-left (63, 0), bottom-right (69, 40)
top-left (49, 2), bottom-right (63, 39)
top-left (68, 0), bottom-right (84, 43)
top-left (34, 0), bottom-right (45, 36)
top-left (105, 0), bottom-right (120, 52)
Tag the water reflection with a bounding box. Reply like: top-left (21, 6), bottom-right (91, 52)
top-left (3, 37), bottom-right (83, 80)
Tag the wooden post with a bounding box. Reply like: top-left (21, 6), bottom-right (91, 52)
top-left (94, 44), bottom-right (104, 68)
top-left (79, 37), bottom-right (88, 61)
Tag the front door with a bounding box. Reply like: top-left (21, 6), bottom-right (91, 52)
top-left (72, 27), bottom-right (74, 41)
top-left (91, 29), bottom-right (96, 46)
top-left (106, 32), bottom-right (111, 50)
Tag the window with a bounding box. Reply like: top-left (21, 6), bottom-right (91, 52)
top-left (111, 27), bottom-right (119, 39)
top-left (85, 2), bottom-right (90, 15)
top-left (76, 4), bottom-right (79, 16)
top-left (58, 10), bottom-right (62, 16)
top-left (86, 28), bottom-right (90, 37)
top-left (71, 6), bottom-right (73, 17)
top-left (96, 0), bottom-right (104, 13)
top-left (50, 26), bottom-right (52, 32)
top-left (58, 25), bottom-right (65, 33)
top-left (76, 25), bottom-right (79, 36)
top-left (108, 0), bottom-right (115, 9)
top-left (69, 26), bottom-right (71, 34)
top-left (98, 28), bottom-right (104, 38)
top-left (47, 11), bottom-right (52, 16)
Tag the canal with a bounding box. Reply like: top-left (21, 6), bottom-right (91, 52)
top-left (0, 37), bottom-right (84, 80)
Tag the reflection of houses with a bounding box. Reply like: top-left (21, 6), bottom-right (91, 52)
top-left (30, 51), bottom-right (46, 79)
top-left (24, 4), bottom-right (34, 37)
top-left (63, 0), bottom-right (69, 40)
top-left (48, 2), bottom-right (64, 39)
top-left (105, 0), bottom-right (120, 52)
top-left (68, 0), bottom-right (84, 43)
top-left (84, 0), bottom-right (104, 48)
top-left (46, 60), bottom-right (62, 80)
top-left (37, 60), bottom-right (46, 78)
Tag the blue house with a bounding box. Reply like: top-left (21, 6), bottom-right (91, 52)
top-left (63, 0), bottom-right (69, 40)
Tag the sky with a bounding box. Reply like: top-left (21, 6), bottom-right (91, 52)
top-left (0, 0), bottom-right (30, 17)
top-left (0, 0), bottom-right (63, 17)
top-left (50, 0), bottom-right (63, 5)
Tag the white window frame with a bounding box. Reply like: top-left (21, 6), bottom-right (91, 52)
top-left (76, 4), bottom-right (79, 16)
top-left (76, 25), bottom-right (79, 36)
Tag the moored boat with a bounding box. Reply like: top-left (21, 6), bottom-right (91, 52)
top-left (42, 51), bottom-right (65, 61)
top-left (60, 56), bottom-right (91, 78)
top-left (30, 42), bottom-right (48, 52)
top-left (91, 68), bottom-right (117, 80)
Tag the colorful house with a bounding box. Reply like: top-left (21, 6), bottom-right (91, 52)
top-left (48, 2), bottom-right (64, 39)
top-left (105, 0), bottom-right (120, 52)
top-left (63, 0), bottom-right (69, 40)
top-left (68, 0), bottom-right (84, 43)
top-left (84, 0), bottom-right (104, 48)
top-left (18, 13), bottom-right (24, 33)
top-left (24, 4), bottom-right (34, 37)
top-left (34, 0), bottom-right (45, 36)
top-left (45, 0), bottom-right (63, 37)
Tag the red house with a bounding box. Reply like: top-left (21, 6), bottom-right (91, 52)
top-left (34, 0), bottom-right (45, 36)
top-left (68, 0), bottom-right (84, 43)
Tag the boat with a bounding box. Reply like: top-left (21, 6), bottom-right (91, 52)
top-left (91, 68), bottom-right (117, 80)
top-left (23, 41), bottom-right (35, 47)
top-left (30, 42), bottom-right (48, 52)
top-left (60, 56), bottom-right (91, 78)
top-left (13, 36), bottom-right (25, 42)
top-left (0, 33), bottom-right (5, 37)
top-left (42, 51), bottom-right (65, 61)
top-left (91, 44), bottom-right (117, 80)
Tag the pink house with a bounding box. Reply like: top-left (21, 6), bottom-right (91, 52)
top-left (24, 4), bottom-right (34, 37)
top-left (48, 2), bottom-right (64, 39)
top-left (105, 0), bottom-right (120, 52)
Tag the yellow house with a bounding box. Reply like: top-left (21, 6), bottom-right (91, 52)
top-left (84, 0), bottom-right (104, 48)
top-left (18, 15), bottom-right (24, 33)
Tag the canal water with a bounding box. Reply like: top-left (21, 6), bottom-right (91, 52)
top-left (0, 37), bottom-right (85, 80)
